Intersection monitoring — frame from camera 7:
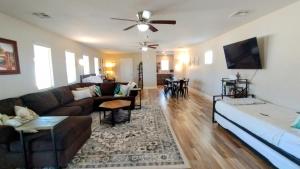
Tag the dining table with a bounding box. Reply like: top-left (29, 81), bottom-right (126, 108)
top-left (165, 78), bottom-right (187, 96)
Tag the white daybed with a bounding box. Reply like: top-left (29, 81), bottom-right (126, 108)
top-left (213, 95), bottom-right (300, 169)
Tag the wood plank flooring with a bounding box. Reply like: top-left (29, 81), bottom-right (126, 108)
top-left (141, 87), bottom-right (273, 169)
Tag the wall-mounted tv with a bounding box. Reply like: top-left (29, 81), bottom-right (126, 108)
top-left (223, 37), bottom-right (262, 69)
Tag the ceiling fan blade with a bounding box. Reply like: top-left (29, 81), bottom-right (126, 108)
top-left (148, 44), bottom-right (159, 47)
top-left (111, 17), bottom-right (137, 22)
top-left (150, 20), bottom-right (176, 24)
top-left (148, 46), bottom-right (157, 49)
top-left (123, 24), bottom-right (137, 31)
top-left (148, 24), bottom-right (158, 32)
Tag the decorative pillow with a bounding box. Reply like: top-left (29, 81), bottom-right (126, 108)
top-left (291, 115), bottom-right (300, 129)
top-left (0, 114), bottom-right (10, 125)
top-left (114, 84), bottom-right (121, 95)
top-left (95, 86), bottom-right (102, 96)
top-left (15, 106), bottom-right (39, 121)
top-left (127, 82), bottom-right (137, 96)
top-left (118, 85), bottom-right (129, 96)
top-left (77, 85), bottom-right (96, 96)
top-left (4, 118), bottom-right (22, 127)
top-left (72, 89), bottom-right (92, 100)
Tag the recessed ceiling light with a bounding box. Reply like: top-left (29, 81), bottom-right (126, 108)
top-left (230, 10), bottom-right (250, 17)
top-left (32, 12), bottom-right (51, 19)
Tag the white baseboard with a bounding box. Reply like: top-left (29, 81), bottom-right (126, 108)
top-left (188, 87), bottom-right (213, 101)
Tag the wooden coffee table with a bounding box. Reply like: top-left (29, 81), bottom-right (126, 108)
top-left (99, 100), bottom-right (132, 126)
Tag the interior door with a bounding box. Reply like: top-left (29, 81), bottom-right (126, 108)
top-left (119, 58), bottom-right (133, 82)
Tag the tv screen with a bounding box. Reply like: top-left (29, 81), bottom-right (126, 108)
top-left (223, 37), bottom-right (262, 69)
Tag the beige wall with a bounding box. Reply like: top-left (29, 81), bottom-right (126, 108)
top-left (0, 12), bottom-right (100, 100)
top-left (101, 52), bottom-right (141, 83)
top-left (180, 1), bottom-right (300, 110)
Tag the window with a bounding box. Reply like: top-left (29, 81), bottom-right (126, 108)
top-left (161, 60), bottom-right (169, 71)
top-left (83, 55), bottom-right (90, 74)
top-left (33, 44), bottom-right (54, 89)
top-left (94, 57), bottom-right (99, 75)
top-left (205, 50), bottom-right (213, 64)
top-left (65, 51), bottom-right (76, 83)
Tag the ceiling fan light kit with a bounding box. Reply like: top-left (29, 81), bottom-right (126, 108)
top-left (137, 23), bottom-right (149, 32)
top-left (142, 46), bottom-right (148, 51)
top-left (137, 10), bottom-right (151, 20)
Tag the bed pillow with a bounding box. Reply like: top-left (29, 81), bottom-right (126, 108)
top-left (72, 89), bottom-right (92, 100)
top-left (82, 76), bottom-right (103, 83)
top-left (223, 97), bottom-right (265, 105)
top-left (291, 115), bottom-right (300, 129)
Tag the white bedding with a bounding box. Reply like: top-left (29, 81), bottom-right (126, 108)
top-left (216, 101), bottom-right (300, 159)
top-left (82, 75), bottom-right (103, 83)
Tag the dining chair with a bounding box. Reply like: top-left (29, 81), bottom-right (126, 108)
top-left (176, 80), bottom-right (185, 98)
top-left (183, 78), bottom-right (189, 95)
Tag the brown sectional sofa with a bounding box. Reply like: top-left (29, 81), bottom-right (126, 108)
top-left (0, 82), bottom-right (138, 169)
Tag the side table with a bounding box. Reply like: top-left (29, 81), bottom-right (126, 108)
top-left (16, 116), bottom-right (68, 169)
top-left (130, 88), bottom-right (142, 109)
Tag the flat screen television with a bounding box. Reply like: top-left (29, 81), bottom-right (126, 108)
top-left (223, 37), bottom-right (262, 69)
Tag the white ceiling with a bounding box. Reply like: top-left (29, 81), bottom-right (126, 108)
top-left (0, 0), bottom-right (298, 53)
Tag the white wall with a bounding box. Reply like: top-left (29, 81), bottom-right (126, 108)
top-left (101, 52), bottom-right (141, 83)
top-left (142, 50), bottom-right (157, 89)
top-left (0, 12), bottom-right (100, 99)
top-left (182, 1), bottom-right (300, 110)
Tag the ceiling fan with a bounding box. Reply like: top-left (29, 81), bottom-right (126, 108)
top-left (111, 10), bottom-right (176, 32)
top-left (139, 41), bottom-right (159, 51)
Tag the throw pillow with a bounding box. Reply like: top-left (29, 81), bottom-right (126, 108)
top-left (72, 89), bottom-right (92, 100)
top-left (95, 86), bottom-right (102, 96)
top-left (114, 84), bottom-right (121, 95)
top-left (127, 82), bottom-right (137, 96)
top-left (119, 84), bottom-right (129, 96)
top-left (291, 115), bottom-right (300, 129)
top-left (15, 106), bottom-right (39, 121)
top-left (77, 85), bottom-right (96, 96)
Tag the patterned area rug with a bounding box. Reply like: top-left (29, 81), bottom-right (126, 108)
top-left (66, 105), bottom-right (189, 169)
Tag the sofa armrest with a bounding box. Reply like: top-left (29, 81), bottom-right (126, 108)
top-left (0, 125), bottom-right (18, 144)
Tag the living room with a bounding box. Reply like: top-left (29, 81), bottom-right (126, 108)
top-left (0, 0), bottom-right (300, 169)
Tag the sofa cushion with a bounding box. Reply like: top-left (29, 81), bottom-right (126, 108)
top-left (46, 106), bottom-right (82, 116)
top-left (0, 98), bottom-right (23, 116)
top-left (68, 83), bottom-right (81, 91)
top-left (9, 116), bottom-right (92, 152)
top-left (100, 83), bottom-right (115, 96)
top-left (51, 86), bottom-right (74, 105)
top-left (65, 98), bottom-right (93, 115)
top-left (0, 125), bottom-right (18, 144)
top-left (21, 91), bottom-right (59, 115)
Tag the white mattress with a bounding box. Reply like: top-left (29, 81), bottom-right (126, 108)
top-left (215, 101), bottom-right (300, 159)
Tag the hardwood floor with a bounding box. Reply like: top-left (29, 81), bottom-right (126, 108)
top-left (141, 87), bottom-right (273, 169)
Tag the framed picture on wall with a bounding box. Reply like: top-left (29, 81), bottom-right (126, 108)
top-left (0, 38), bottom-right (20, 75)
